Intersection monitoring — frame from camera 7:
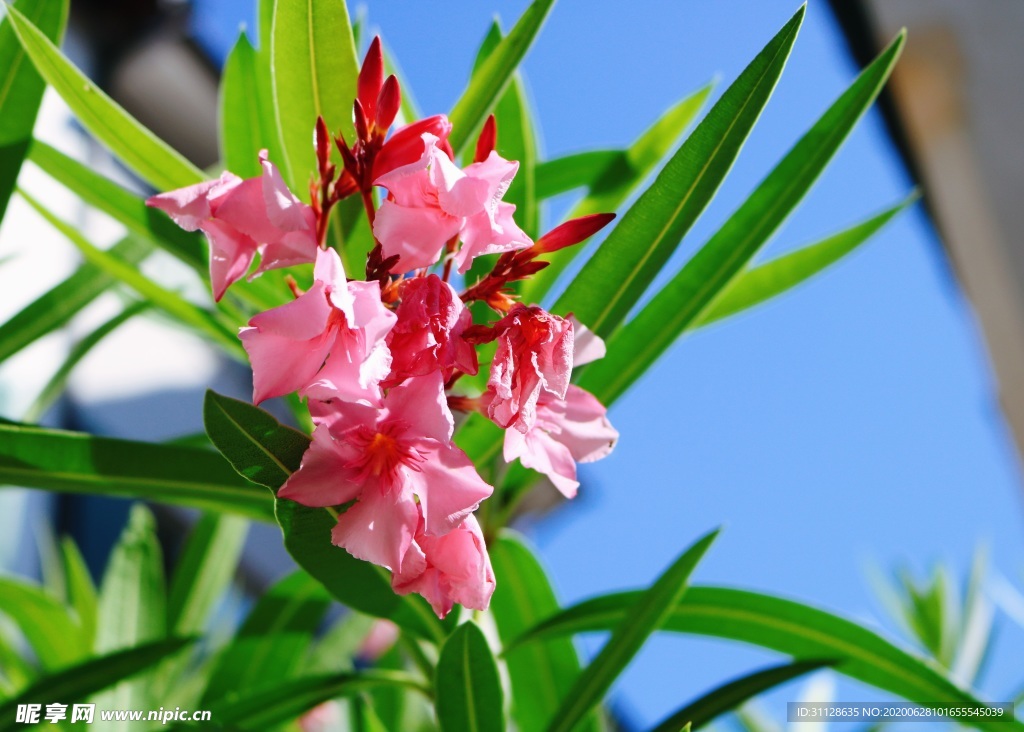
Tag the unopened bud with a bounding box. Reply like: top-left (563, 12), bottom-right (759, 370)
top-left (358, 36), bottom-right (385, 124)
top-left (375, 75), bottom-right (401, 133)
top-left (532, 213), bottom-right (616, 255)
top-left (353, 99), bottom-right (369, 142)
top-left (474, 115), bottom-right (497, 163)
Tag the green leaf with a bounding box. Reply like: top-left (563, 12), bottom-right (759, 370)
top-left (692, 196), bottom-right (915, 328)
top-left (0, 420), bottom-right (274, 521)
top-left (60, 537), bottom-right (98, 648)
top-left (95, 504), bottom-right (167, 711)
top-left (0, 577), bottom-right (86, 670)
top-left (202, 571), bottom-right (331, 704)
top-left (183, 671), bottom-right (428, 731)
top-left (0, 639), bottom-right (193, 732)
top-left (490, 532), bottom-right (597, 732)
top-left (581, 31), bottom-right (906, 405)
top-left (436, 621), bottom-right (505, 732)
top-left (306, 612), bottom-right (376, 673)
top-left (26, 139), bottom-right (206, 271)
top-left (0, 235), bottom-right (149, 365)
top-left (448, 0), bottom-right (556, 156)
top-left (271, 0), bottom-right (360, 193)
top-left (515, 586), bottom-right (1019, 732)
top-left (0, 0), bottom-right (68, 221)
top-left (23, 301), bottom-right (148, 423)
top-left (18, 190), bottom-right (243, 357)
top-left (524, 83), bottom-right (713, 304)
top-left (547, 529), bottom-right (719, 732)
top-left (220, 31), bottom-right (275, 179)
top-left (535, 150), bottom-right (622, 200)
top-left (203, 390), bottom-right (447, 643)
top-left (553, 8), bottom-right (804, 337)
top-left (4, 3), bottom-right (203, 191)
top-left (649, 659), bottom-right (834, 732)
top-left (167, 513), bottom-right (248, 637)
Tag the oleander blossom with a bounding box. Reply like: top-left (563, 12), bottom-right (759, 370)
top-left (239, 247), bottom-right (395, 406)
top-left (146, 150), bottom-right (317, 300)
top-left (373, 133), bottom-right (531, 273)
top-left (278, 373), bottom-right (493, 573)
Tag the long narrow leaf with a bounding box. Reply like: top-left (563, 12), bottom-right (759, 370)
top-left (0, 420), bottom-right (274, 521)
top-left (18, 190), bottom-right (243, 357)
top-left (60, 537), bottom-right (98, 647)
top-left (203, 390), bottom-right (447, 643)
top-left (546, 530), bottom-right (719, 732)
top-left (0, 577), bottom-right (86, 670)
top-left (448, 0), bottom-right (555, 156)
top-left (581, 32), bottom-right (906, 405)
top-left (0, 639), bottom-right (193, 732)
top-left (27, 139), bottom-right (206, 271)
top-left (23, 301), bottom-right (148, 423)
top-left (271, 0), bottom-right (360, 193)
top-left (0, 0), bottom-right (67, 220)
top-left (220, 32), bottom-right (271, 179)
top-left (514, 586), bottom-right (1018, 732)
top-left (553, 8), bottom-right (804, 336)
top-left (4, 3), bottom-right (203, 191)
top-left (650, 659), bottom-right (834, 732)
top-left (0, 235), bottom-right (149, 364)
top-left (692, 196), bottom-right (915, 328)
top-left (436, 622), bottom-right (505, 732)
top-left (523, 82), bottom-right (713, 303)
top-left (535, 150), bottom-right (622, 200)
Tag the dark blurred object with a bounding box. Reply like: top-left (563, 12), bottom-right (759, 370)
top-left (69, 0), bottom-right (219, 168)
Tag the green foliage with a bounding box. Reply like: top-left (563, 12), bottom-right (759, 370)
top-left (436, 621), bottom-right (505, 732)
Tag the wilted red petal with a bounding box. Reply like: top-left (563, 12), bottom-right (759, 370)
top-left (533, 213), bottom-right (616, 254)
top-left (474, 115), bottom-right (496, 163)
top-left (358, 36), bottom-right (385, 124)
top-left (375, 75), bottom-right (401, 132)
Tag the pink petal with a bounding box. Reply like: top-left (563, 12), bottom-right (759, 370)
top-left (505, 426), bottom-right (579, 498)
top-left (201, 219), bottom-right (257, 302)
top-left (373, 199), bottom-right (460, 271)
top-left (247, 281), bottom-right (332, 340)
top-left (384, 372), bottom-right (454, 443)
top-left (455, 203), bottom-right (531, 274)
top-left (557, 385), bottom-right (619, 463)
top-left (425, 514), bottom-right (495, 611)
top-left (569, 317), bottom-right (606, 366)
top-left (146, 172), bottom-right (239, 231)
top-left (407, 439), bottom-right (493, 536)
top-left (278, 425), bottom-right (362, 507)
top-left (302, 330), bottom-right (388, 407)
top-left (259, 150), bottom-right (313, 231)
top-left (331, 488), bottom-right (419, 572)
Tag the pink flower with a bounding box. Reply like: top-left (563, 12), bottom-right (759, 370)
top-left (384, 274), bottom-right (477, 388)
top-left (278, 373), bottom-right (493, 572)
top-left (239, 247), bottom-right (395, 406)
top-left (372, 134), bottom-right (531, 273)
top-left (147, 151), bottom-right (317, 301)
top-left (392, 513), bottom-right (495, 618)
top-left (486, 304), bottom-right (574, 433)
top-left (501, 317), bottom-right (617, 497)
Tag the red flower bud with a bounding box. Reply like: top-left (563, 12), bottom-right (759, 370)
top-left (474, 115), bottom-right (497, 163)
top-left (358, 36), bottom-right (385, 125)
top-left (372, 114), bottom-right (453, 180)
top-left (353, 98), bottom-right (369, 142)
top-left (375, 75), bottom-right (401, 133)
top-left (532, 213), bottom-right (616, 255)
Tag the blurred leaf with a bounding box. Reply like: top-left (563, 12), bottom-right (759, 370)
top-left (436, 621), bottom-right (505, 732)
top-left (490, 532), bottom-right (598, 732)
top-left (0, 577), bottom-right (86, 670)
top-left (692, 196), bottom-right (914, 328)
top-left (448, 0), bottom-right (555, 156)
top-left (18, 190), bottom-right (243, 357)
top-left (307, 612), bottom-right (376, 673)
top-left (0, 0), bottom-right (67, 221)
top-left (23, 301), bottom-right (148, 423)
top-left (524, 82), bottom-right (713, 303)
top-left (649, 659), bottom-right (834, 732)
top-left (202, 571), bottom-right (331, 704)
top-left (95, 504), bottom-right (167, 713)
top-left (4, 3), bottom-right (203, 191)
top-left (203, 390), bottom-right (447, 643)
top-left (60, 537), bottom-right (98, 648)
top-left (220, 32), bottom-right (271, 179)
top-left (167, 513), bottom-right (248, 637)
top-left (535, 150), bottom-right (622, 200)
top-left (952, 547), bottom-right (994, 687)
top-left (0, 420), bottom-right (274, 521)
top-left (0, 235), bottom-right (149, 365)
top-left (0, 639), bottom-right (193, 732)
top-left (271, 0), bottom-right (359, 193)
top-left (515, 585), bottom-right (1017, 732)
top-left (547, 529), bottom-right (719, 732)
top-left (553, 9), bottom-right (804, 336)
top-left (580, 32), bottom-right (906, 405)
top-left (27, 140), bottom-right (206, 271)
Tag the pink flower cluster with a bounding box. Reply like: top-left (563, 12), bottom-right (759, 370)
top-left (148, 39), bottom-right (617, 618)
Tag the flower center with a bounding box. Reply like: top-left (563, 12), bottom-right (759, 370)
top-left (344, 422), bottom-right (424, 491)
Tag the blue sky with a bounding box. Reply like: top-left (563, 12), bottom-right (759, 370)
top-left (193, 0), bottom-right (1024, 726)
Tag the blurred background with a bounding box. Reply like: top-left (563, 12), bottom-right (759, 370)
top-left (2, 0), bottom-right (1024, 728)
